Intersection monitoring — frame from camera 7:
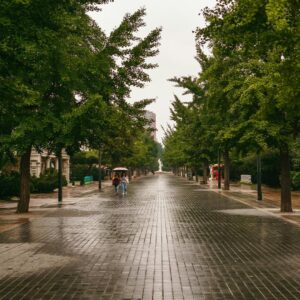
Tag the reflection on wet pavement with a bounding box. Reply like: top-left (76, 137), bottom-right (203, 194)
top-left (0, 174), bottom-right (300, 299)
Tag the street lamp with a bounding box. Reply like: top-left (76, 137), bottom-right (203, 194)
top-left (98, 144), bottom-right (103, 191)
top-left (257, 152), bottom-right (262, 200)
top-left (218, 148), bottom-right (221, 189)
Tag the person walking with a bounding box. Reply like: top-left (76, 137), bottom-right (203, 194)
top-left (120, 174), bottom-right (128, 195)
top-left (112, 175), bottom-right (120, 194)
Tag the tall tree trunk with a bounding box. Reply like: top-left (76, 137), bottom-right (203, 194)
top-left (202, 161), bottom-right (208, 184)
top-left (280, 147), bottom-right (292, 212)
top-left (98, 148), bottom-right (102, 191)
top-left (218, 148), bottom-right (221, 189)
top-left (17, 148), bottom-right (31, 213)
top-left (128, 167), bottom-right (132, 181)
top-left (57, 149), bottom-right (63, 203)
top-left (257, 153), bottom-right (262, 201)
top-left (223, 149), bottom-right (230, 190)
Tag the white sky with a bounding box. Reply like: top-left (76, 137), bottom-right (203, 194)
top-left (89, 0), bottom-right (216, 143)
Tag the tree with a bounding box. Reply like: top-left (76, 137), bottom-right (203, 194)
top-left (0, 1), bottom-right (161, 212)
top-left (196, 0), bottom-right (300, 211)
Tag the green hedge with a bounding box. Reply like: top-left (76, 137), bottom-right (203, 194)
top-left (31, 169), bottom-right (67, 193)
top-left (0, 169), bottom-right (67, 198)
top-left (291, 172), bottom-right (300, 191)
top-left (71, 151), bottom-right (98, 165)
top-left (70, 164), bottom-right (104, 183)
top-left (230, 151), bottom-right (281, 187)
top-left (0, 171), bottom-right (20, 198)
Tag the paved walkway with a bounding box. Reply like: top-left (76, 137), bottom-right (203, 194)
top-left (196, 179), bottom-right (300, 226)
top-left (0, 174), bottom-right (300, 299)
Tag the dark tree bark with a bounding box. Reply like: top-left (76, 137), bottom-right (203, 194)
top-left (98, 148), bottom-right (102, 191)
top-left (17, 148), bottom-right (31, 213)
top-left (223, 149), bottom-right (230, 190)
top-left (202, 160), bottom-right (209, 184)
top-left (57, 149), bottom-right (63, 202)
top-left (218, 148), bottom-right (221, 189)
top-left (257, 153), bottom-right (262, 201)
top-left (128, 167), bottom-right (132, 181)
top-left (280, 147), bottom-right (292, 212)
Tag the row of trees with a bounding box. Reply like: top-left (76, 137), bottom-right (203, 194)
top-left (71, 133), bottom-right (161, 182)
top-left (162, 0), bottom-right (300, 212)
top-left (0, 1), bottom-right (161, 212)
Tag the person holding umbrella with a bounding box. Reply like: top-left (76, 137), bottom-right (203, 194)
top-left (112, 175), bottom-right (120, 194)
top-left (120, 173), bottom-right (128, 195)
top-left (113, 167), bottom-right (129, 195)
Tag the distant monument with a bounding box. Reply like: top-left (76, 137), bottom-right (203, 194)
top-left (158, 159), bottom-right (163, 172)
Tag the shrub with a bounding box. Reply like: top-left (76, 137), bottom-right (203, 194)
top-left (0, 169), bottom-right (68, 198)
top-left (70, 164), bottom-right (104, 183)
top-left (0, 171), bottom-right (20, 198)
top-left (70, 165), bottom-right (90, 182)
top-left (291, 172), bottom-right (300, 191)
top-left (230, 151), bottom-right (280, 187)
top-left (31, 169), bottom-right (67, 193)
top-left (71, 151), bottom-right (98, 165)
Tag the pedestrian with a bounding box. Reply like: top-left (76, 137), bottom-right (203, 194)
top-left (120, 174), bottom-right (128, 195)
top-left (112, 175), bottom-right (120, 194)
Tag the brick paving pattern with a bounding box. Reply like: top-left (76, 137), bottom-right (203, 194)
top-left (0, 174), bottom-right (300, 299)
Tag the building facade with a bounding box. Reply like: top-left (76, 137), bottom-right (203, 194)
top-left (30, 149), bottom-right (70, 182)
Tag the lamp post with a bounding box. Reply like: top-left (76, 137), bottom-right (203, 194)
top-left (57, 150), bottom-right (63, 203)
top-left (257, 152), bottom-right (262, 200)
top-left (218, 148), bottom-right (221, 189)
top-left (98, 145), bottom-right (103, 191)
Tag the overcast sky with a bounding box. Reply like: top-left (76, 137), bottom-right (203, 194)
top-left (89, 0), bottom-right (216, 143)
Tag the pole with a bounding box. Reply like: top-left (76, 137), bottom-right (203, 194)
top-left (98, 147), bottom-right (102, 191)
top-left (218, 148), bottom-right (221, 189)
top-left (58, 149), bottom-right (63, 203)
top-left (257, 153), bottom-right (262, 200)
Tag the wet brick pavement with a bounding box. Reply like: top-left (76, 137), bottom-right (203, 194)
top-left (0, 174), bottom-right (300, 299)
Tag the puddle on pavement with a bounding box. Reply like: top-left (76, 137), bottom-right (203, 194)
top-left (216, 208), bottom-right (274, 217)
top-left (41, 202), bottom-right (76, 208)
top-left (46, 209), bottom-right (101, 217)
top-left (0, 218), bottom-right (29, 225)
top-left (0, 243), bottom-right (74, 278)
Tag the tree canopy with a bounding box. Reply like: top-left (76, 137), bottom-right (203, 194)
top-left (163, 0), bottom-right (300, 212)
top-left (0, 1), bottom-right (161, 212)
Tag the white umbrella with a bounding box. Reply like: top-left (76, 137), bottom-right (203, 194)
top-left (113, 167), bottom-right (128, 171)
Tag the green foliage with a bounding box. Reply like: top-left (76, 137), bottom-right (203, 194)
top-left (70, 165), bottom-right (90, 182)
top-left (70, 165), bottom-right (104, 183)
top-left (230, 151), bottom-right (280, 187)
top-left (71, 151), bottom-right (98, 166)
top-left (121, 132), bottom-right (160, 171)
top-left (291, 172), bottom-right (300, 191)
top-left (0, 171), bottom-right (20, 198)
top-left (31, 169), bottom-right (67, 193)
top-left (0, 169), bottom-right (68, 197)
top-left (0, 1), bottom-right (161, 209)
top-left (291, 139), bottom-right (300, 172)
top-left (164, 0), bottom-right (299, 212)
